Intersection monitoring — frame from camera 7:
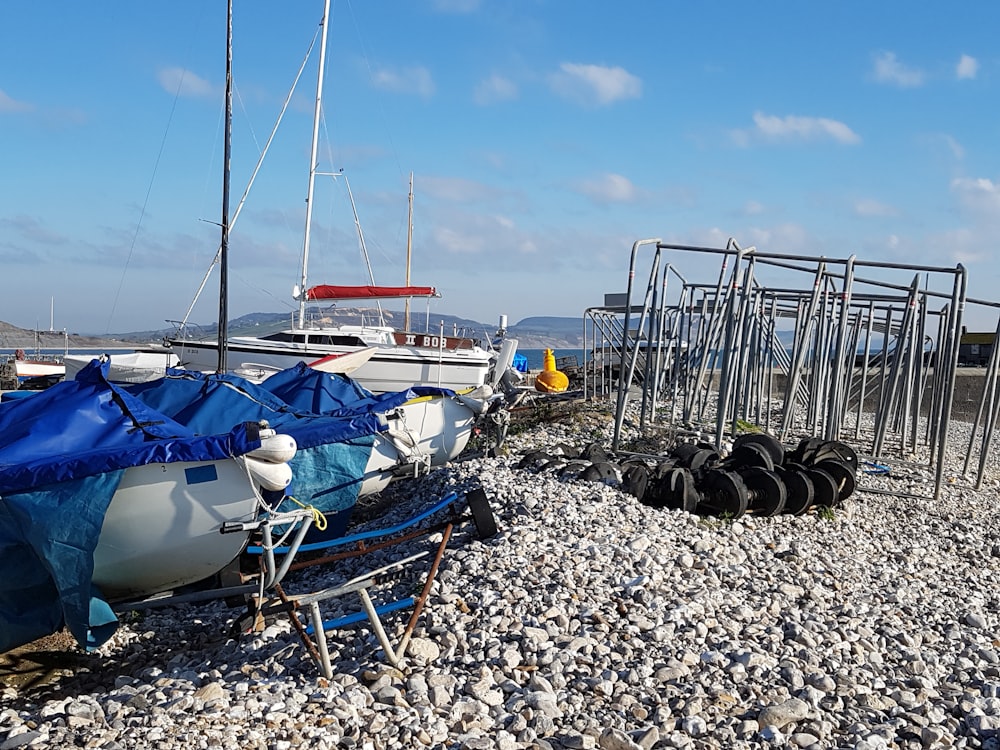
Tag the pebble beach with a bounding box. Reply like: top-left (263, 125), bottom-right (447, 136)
top-left (1, 399), bottom-right (999, 750)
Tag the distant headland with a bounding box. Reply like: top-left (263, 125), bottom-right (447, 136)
top-left (0, 310), bottom-right (587, 351)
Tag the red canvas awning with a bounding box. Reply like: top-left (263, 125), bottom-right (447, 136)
top-left (304, 284), bottom-right (439, 301)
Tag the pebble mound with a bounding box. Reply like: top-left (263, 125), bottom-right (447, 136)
top-left (1, 405), bottom-right (999, 750)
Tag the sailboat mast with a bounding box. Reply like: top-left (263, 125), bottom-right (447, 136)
top-left (216, 0), bottom-right (234, 373)
top-left (297, 0), bottom-right (333, 329)
top-left (405, 172), bottom-right (413, 331)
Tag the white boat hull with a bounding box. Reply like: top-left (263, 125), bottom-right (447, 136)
top-left (92, 458), bottom-right (260, 600)
top-left (65, 351), bottom-right (179, 384)
top-left (307, 346), bottom-right (378, 375)
top-left (14, 360), bottom-right (65, 380)
top-left (390, 392), bottom-right (478, 466)
top-left (358, 391), bottom-right (480, 494)
top-left (89, 388), bottom-right (477, 593)
top-left (170, 336), bottom-right (491, 393)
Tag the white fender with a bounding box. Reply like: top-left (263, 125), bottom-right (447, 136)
top-left (247, 431), bottom-right (297, 464)
top-left (243, 455), bottom-right (293, 491)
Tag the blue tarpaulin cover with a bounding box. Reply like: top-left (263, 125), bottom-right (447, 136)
top-left (125, 366), bottom-right (454, 537)
top-left (0, 360), bottom-right (265, 652)
top-left (259, 361), bottom-right (456, 415)
top-left (126, 367), bottom-right (385, 451)
top-left (126, 369), bottom-right (375, 536)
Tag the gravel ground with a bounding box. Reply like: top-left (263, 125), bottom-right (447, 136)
top-left (1, 398), bottom-right (999, 750)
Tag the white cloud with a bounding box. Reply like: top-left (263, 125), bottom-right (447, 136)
top-left (0, 89), bottom-right (33, 114)
top-left (156, 67), bottom-right (216, 98)
top-left (575, 173), bottom-right (638, 204)
top-left (951, 177), bottom-right (1000, 218)
top-left (420, 207), bottom-right (553, 264)
top-left (749, 112), bottom-right (861, 145)
top-left (692, 223), bottom-right (814, 256)
top-left (729, 129), bottom-right (751, 148)
top-left (473, 74), bottom-right (518, 105)
top-left (741, 223), bottom-right (812, 253)
top-left (929, 227), bottom-right (985, 264)
top-left (371, 65), bottom-right (435, 98)
top-left (420, 176), bottom-right (506, 204)
top-left (742, 201), bottom-right (765, 216)
top-left (956, 54), bottom-right (979, 80)
top-left (854, 199), bottom-right (898, 218)
top-left (432, 225), bottom-right (489, 254)
top-left (480, 151), bottom-right (507, 170)
top-left (942, 134), bottom-right (965, 160)
top-left (549, 63), bottom-right (642, 106)
top-left (872, 52), bottom-right (924, 88)
top-left (2, 214), bottom-right (67, 245)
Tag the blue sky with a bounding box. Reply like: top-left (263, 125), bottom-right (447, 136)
top-left (2, 1), bottom-right (998, 336)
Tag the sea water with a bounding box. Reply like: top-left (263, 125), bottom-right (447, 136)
top-left (516, 348), bottom-right (586, 371)
top-left (0, 348), bottom-right (133, 358)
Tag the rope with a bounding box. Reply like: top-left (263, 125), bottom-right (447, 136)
top-left (238, 454), bottom-right (326, 545)
top-left (284, 494), bottom-right (328, 532)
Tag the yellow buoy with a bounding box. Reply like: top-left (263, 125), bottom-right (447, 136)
top-left (534, 348), bottom-right (569, 393)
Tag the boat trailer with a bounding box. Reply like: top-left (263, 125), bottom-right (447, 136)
top-left (111, 487), bottom-right (498, 678)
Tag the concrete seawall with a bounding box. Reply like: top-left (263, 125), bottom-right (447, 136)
top-left (947, 369), bottom-right (993, 423)
top-left (743, 368), bottom-right (992, 424)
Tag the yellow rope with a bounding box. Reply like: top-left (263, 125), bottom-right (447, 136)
top-left (283, 495), bottom-right (328, 531)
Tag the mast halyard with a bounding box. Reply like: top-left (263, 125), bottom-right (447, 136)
top-left (297, 0), bottom-right (333, 329)
top-left (405, 172), bottom-right (413, 331)
top-left (216, 0), bottom-right (234, 373)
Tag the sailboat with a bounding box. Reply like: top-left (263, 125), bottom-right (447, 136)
top-left (166, 0), bottom-right (509, 394)
top-left (123, 362), bottom-right (487, 539)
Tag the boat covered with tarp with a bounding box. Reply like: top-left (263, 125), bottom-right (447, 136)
top-left (0, 360), bottom-right (278, 653)
top-left (124, 364), bottom-right (470, 539)
top-left (260, 362), bottom-right (484, 473)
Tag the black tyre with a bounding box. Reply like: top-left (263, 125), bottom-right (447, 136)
top-left (733, 433), bottom-right (785, 466)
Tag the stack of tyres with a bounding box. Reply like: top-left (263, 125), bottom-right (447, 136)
top-left (622, 434), bottom-right (860, 520)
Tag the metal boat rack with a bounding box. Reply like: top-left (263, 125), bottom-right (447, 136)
top-left (112, 488), bottom-right (497, 677)
top-left (587, 237), bottom-right (1000, 500)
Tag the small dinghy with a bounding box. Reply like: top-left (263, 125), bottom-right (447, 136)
top-left (0, 360), bottom-right (298, 652)
top-left (123, 363), bottom-right (492, 541)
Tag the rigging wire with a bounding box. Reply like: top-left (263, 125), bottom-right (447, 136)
top-left (343, 0), bottom-right (416, 262)
top-left (102, 8), bottom-right (213, 335)
top-left (177, 22), bottom-right (322, 330)
top-left (344, 0), bottom-right (405, 181)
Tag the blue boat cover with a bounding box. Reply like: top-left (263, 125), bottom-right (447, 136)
top-left (125, 366), bottom-right (454, 538)
top-left (0, 360), bottom-right (265, 653)
top-left (127, 366), bottom-right (386, 451)
top-left (259, 361), bottom-right (457, 416)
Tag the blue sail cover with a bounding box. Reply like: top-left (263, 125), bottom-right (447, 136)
top-left (260, 361), bottom-right (456, 416)
top-left (0, 360), bottom-right (265, 653)
top-left (125, 367), bottom-right (392, 538)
